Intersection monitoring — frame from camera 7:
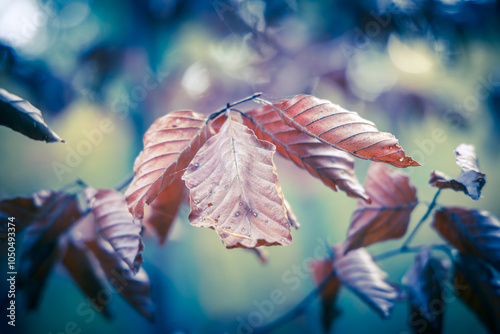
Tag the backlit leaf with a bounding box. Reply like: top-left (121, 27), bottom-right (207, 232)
top-left (182, 114), bottom-right (292, 248)
top-left (345, 163), bottom-right (418, 253)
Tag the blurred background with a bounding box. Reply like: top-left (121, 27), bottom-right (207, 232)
top-left (0, 0), bottom-right (500, 333)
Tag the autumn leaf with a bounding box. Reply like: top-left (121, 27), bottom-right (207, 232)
top-left (86, 239), bottom-right (155, 320)
top-left (143, 176), bottom-right (186, 245)
top-left (182, 114), bottom-right (292, 248)
top-left (310, 258), bottom-right (341, 332)
top-left (18, 192), bottom-right (82, 308)
top-left (243, 104), bottom-right (369, 201)
top-left (430, 144), bottom-right (485, 200)
top-left (344, 163), bottom-right (418, 253)
top-left (334, 246), bottom-right (398, 318)
top-left (84, 188), bottom-right (143, 273)
top-left (0, 88), bottom-right (64, 142)
top-left (62, 237), bottom-right (112, 318)
top-left (432, 207), bottom-right (500, 272)
top-left (402, 247), bottom-right (450, 334)
top-left (259, 95), bottom-right (419, 168)
top-left (454, 254), bottom-right (500, 334)
top-left (125, 110), bottom-right (212, 219)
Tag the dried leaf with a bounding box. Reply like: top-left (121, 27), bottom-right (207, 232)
top-left (182, 115), bottom-right (292, 248)
top-left (125, 110), bottom-right (211, 219)
top-left (432, 208), bottom-right (500, 272)
top-left (0, 88), bottom-right (64, 142)
top-left (62, 238), bottom-right (112, 318)
top-left (402, 247), bottom-right (450, 334)
top-left (86, 239), bottom-right (155, 320)
top-left (310, 258), bottom-right (341, 332)
top-left (262, 95), bottom-right (419, 168)
top-left (143, 175), bottom-right (186, 245)
top-left (430, 144), bottom-right (485, 200)
top-left (454, 254), bottom-right (500, 334)
top-left (84, 188), bottom-right (143, 273)
top-left (345, 163), bottom-right (418, 253)
top-left (334, 247), bottom-right (398, 318)
top-left (243, 104), bottom-right (369, 201)
top-left (18, 192), bottom-right (82, 308)
top-left (283, 197), bottom-right (300, 230)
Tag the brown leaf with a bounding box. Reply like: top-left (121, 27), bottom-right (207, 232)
top-left (430, 144), bottom-right (485, 200)
top-left (283, 197), bottom-right (300, 230)
top-left (0, 88), bottom-right (64, 142)
top-left (334, 246), bottom-right (398, 318)
top-left (310, 258), bottom-right (341, 332)
top-left (18, 192), bottom-right (82, 308)
top-left (454, 254), bottom-right (500, 334)
top-left (243, 104), bottom-right (369, 201)
top-left (84, 188), bottom-right (143, 274)
top-left (432, 207), bottom-right (500, 272)
top-left (86, 239), bottom-right (155, 320)
top-left (402, 247), bottom-right (450, 334)
top-left (262, 95), bottom-right (419, 168)
top-left (143, 176), bottom-right (186, 245)
top-left (62, 238), bottom-right (112, 318)
top-left (344, 163), bottom-right (418, 253)
top-left (182, 115), bottom-right (292, 248)
top-left (125, 110), bottom-right (211, 219)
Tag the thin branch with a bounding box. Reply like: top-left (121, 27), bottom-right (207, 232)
top-left (115, 173), bottom-right (135, 192)
top-left (207, 92), bottom-right (263, 121)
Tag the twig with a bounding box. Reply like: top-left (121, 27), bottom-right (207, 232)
top-left (207, 92), bottom-right (263, 121)
top-left (115, 173), bottom-right (135, 192)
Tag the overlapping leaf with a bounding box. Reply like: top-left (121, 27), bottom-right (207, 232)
top-left (86, 239), bottom-right (154, 320)
top-left (125, 110), bottom-right (211, 219)
top-left (402, 247), bottom-right (450, 334)
top-left (310, 258), bottom-right (341, 332)
top-left (262, 95), bottom-right (419, 168)
top-left (143, 176), bottom-right (186, 245)
top-left (334, 246), bottom-right (398, 318)
top-left (430, 144), bottom-right (485, 200)
top-left (344, 163), bottom-right (418, 253)
top-left (243, 104), bottom-right (369, 201)
top-left (85, 188), bottom-right (143, 273)
top-left (182, 115), bottom-right (292, 248)
top-left (454, 255), bottom-right (500, 334)
top-left (0, 88), bottom-right (64, 142)
top-left (432, 207), bottom-right (500, 272)
top-left (62, 238), bottom-right (112, 317)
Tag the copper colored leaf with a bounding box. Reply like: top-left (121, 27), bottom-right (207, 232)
top-left (182, 115), bottom-right (292, 248)
top-left (432, 207), bottom-right (500, 272)
top-left (125, 110), bottom-right (211, 219)
top-left (86, 239), bottom-right (154, 320)
top-left (402, 247), bottom-right (450, 334)
top-left (85, 188), bottom-right (143, 273)
top-left (283, 198), bottom-right (300, 230)
top-left (243, 105), bottom-right (369, 201)
top-left (0, 88), bottom-right (64, 142)
top-left (454, 255), bottom-right (500, 334)
top-left (310, 259), bottom-right (341, 332)
top-left (430, 144), bottom-right (485, 200)
top-left (262, 95), bottom-right (419, 168)
top-left (62, 238), bottom-right (112, 318)
top-left (143, 176), bottom-right (186, 245)
top-left (345, 163), bottom-right (418, 253)
top-left (334, 247), bottom-right (398, 318)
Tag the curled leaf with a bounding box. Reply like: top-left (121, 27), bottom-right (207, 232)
top-left (243, 104), bottom-right (369, 201)
top-left (454, 255), bottom-right (500, 334)
top-left (430, 144), bottom-right (485, 200)
top-left (261, 95), bottom-right (419, 168)
top-left (86, 239), bottom-right (155, 321)
top-left (0, 88), bottom-right (64, 142)
top-left (345, 163), bottom-right (418, 253)
top-left (182, 115), bottom-right (292, 248)
top-left (432, 207), bottom-right (500, 272)
top-left (334, 247), bottom-right (398, 318)
top-left (125, 110), bottom-right (211, 219)
top-left (84, 188), bottom-right (143, 273)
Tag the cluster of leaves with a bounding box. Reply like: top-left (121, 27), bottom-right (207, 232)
top-left (307, 143), bottom-right (500, 334)
top-left (1, 88), bottom-right (498, 334)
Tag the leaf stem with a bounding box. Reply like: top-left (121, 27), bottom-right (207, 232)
top-left (208, 92), bottom-right (263, 121)
top-left (115, 173), bottom-right (135, 192)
